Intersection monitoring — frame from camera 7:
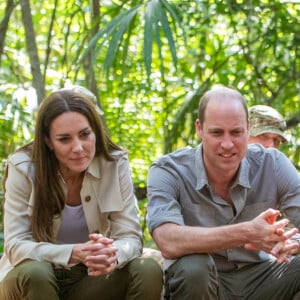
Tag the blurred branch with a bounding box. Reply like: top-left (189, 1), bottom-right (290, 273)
top-left (286, 110), bottom-right (300, 128)
top-left (135, 186), bottom-right (147, 201)
top-left (20, 0), bottom-right (45, 103)
top-left (0, 0), bottom-right (16, 64)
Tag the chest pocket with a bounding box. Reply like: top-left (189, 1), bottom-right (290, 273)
top-left (238, 202), bottom-right (272, 221)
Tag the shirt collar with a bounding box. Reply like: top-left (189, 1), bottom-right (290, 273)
top-left (86, 156), bottom-right (102, 179)
top-left (195, 143), bottom-right (251, 190)
top-left (58, 156), bottom-right (102, 184)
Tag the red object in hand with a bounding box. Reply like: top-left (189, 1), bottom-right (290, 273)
top-left (266, 213), bottom-right (278, 224)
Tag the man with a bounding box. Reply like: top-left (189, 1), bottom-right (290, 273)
top-left (147, 86), bottom-right (300, 300)
top-left (248, 105), bottom-right (288, 148)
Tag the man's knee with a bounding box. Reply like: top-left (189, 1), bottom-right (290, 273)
top-left (165, 254), bottom-right (219, 299)
top-left (126, 256), bottom-right (163, 299)
top-left (170, 254), bottom-right (216, 280)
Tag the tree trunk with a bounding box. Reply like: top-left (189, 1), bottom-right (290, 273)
top-left (0, 0), bottom-right (16, 64)
top-left (83, 0), bottom-right (109, 133)
top-left (20, 0), bottom-right (45, 103)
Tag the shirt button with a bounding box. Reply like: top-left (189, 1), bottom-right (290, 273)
top-left (85, 195), bottom-right (91, 202)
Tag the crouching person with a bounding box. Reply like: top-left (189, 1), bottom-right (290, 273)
top-left (0, 87), bottom-right (163, 299)
top-left (147, 86), bottom-right (300, 300)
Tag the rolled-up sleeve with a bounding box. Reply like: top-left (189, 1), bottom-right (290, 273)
top-left (147, 162), bottom-right (185, 233)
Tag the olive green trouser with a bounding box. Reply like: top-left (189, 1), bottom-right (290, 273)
top-left (164, 254), bottom-right (300, 300)
top-left (0, 256), bottom-right (163, 300)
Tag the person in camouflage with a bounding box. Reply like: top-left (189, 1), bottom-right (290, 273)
top-left (248, 105), bottom-right (288, 148)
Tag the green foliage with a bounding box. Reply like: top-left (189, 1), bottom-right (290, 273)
top-left (80, 0), bottom-right (183, 80)
top-left (0, 87), bottom-right (35, 252)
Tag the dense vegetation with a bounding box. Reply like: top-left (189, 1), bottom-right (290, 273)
top-left (0, 0), bottom-right (299, 250)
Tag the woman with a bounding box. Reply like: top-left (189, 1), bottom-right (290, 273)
top-left (0, 88), bottom-right (162, 299)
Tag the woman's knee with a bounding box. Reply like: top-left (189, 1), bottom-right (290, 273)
top-left (0, 260), bottom-right (58, 300)
top-left (15, 261), bottom-right (56, 284)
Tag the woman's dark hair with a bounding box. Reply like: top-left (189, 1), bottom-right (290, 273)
top-left (12, 89), bottom-right (122, 242)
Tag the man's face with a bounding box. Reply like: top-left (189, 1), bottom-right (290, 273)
top-left (248, 133), bottom-right (283, 149)
top-left (196, 96), bottom-right (249, 178)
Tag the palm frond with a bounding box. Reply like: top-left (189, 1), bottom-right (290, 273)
top-left (103, 10), bottom-right (138, 70)
top-left (156, 2), bottom-right (177, 67)
top-left (144, 0), bottom-right (156, 77)
top-left (79, 4), bottom-right (141, 64)
top-left (80, 0), bottom-right (185, 79)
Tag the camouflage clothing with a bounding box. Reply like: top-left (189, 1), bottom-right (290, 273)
top-left (249, 105), bottom-right (288, 143)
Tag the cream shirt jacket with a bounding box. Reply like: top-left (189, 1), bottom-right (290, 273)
top-left (0, 150), bottom-right (143, 282)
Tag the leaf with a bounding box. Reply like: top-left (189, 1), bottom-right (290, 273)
top-left (79, 4), bottom-right (141, 64)
top-left (144, 0), bottom-right (181, 78)
top-left (144, 0), bottom-right (156, 78)
top-left (156, 1), bottom-right (177, 67)
top-left (103, 9), bottom-right (138, 70)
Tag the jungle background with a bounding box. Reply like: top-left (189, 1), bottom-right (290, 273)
top-left (0, 0), bottom-right (299, 251)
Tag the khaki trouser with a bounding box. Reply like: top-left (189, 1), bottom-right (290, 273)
top-left (0, 255), bottom-right (163, 300)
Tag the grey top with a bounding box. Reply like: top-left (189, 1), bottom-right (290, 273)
top-left (147, 143), bottom-right (300, 271)
top-left (0, 150), bottom-right (142, 281)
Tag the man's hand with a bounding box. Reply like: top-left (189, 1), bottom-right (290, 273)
top-left (270, 236), bottom-right (299, 263)
top-left (244, 209), bottom-right (299, 263)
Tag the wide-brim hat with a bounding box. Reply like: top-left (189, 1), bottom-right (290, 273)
top-left (249, 105), bottom-right (288, 143)
top-left (60, 85), bottom-right (104, 115)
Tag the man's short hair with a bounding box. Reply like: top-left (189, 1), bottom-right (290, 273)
top-left (249, 105), bottom-right (288, 143)
top-left (198, 85), bottom-right (248, 124)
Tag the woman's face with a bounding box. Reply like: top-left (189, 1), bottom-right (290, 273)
top-left (45, 112), bottom-right (96, 177)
